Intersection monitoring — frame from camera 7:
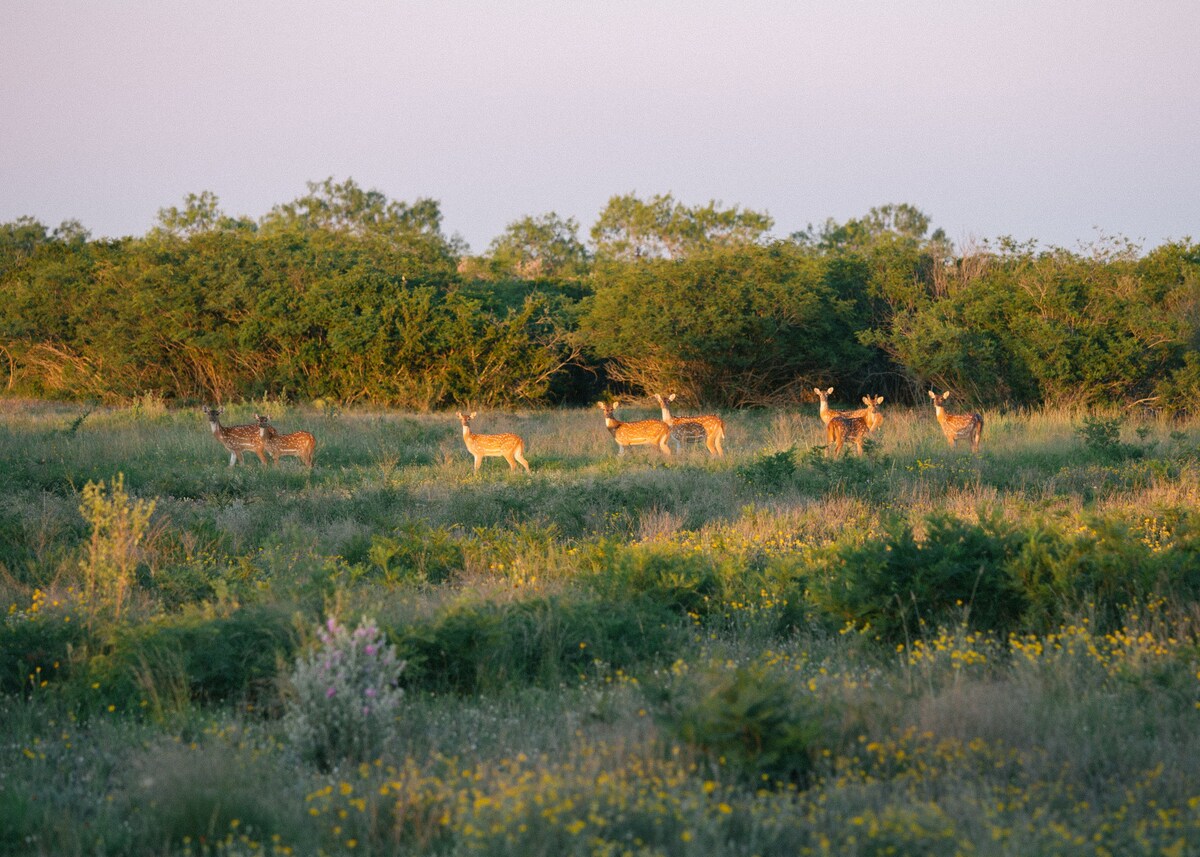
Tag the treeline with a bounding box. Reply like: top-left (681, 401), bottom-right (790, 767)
top-left (2, 179), bottom-right (1198, 411)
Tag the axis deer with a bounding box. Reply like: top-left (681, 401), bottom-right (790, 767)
top-left (814, 387), bottom-right (872, 426)
top-left (456, 411), bottom-right (530, 473)
top-left (826, 395), bottom-right (884, 457)
top-left (652, 393), bottom-right (725, 457)
top-left (256, 414), bottom-right (316, 468)
top-left (597, 401), bottom-right (672, 457)
top-left (928, 390), bottom-right (983, 453)
top-left (202, 406), bottom-right (268, 466)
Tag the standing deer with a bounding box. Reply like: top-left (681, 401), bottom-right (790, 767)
top-left (652, 393), bottom-right (725, 457)
top-left (202, 406), bottom-right (268, 466)
top-left (928, 390), bottom-right (983, 453)
top-left (826, 395), bottom-right (884, 457)
top-left (814, 387), bottom-right (872, 426)
top-left (597, 401), bottom-right (672, 457)
top-left (456, 411), bottom-right (530, 474)
top-left (256, 414), bottom-right (316, 468)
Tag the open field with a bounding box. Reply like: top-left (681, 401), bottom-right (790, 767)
top-left (3, 398), bottom-right (1200, 856)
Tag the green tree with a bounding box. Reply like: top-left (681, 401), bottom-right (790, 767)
top-left (483, 213), bottom-right (590, 280)
top-left (578, 243), bottom-right (870, 406)
top-left (591, 192), bottom-right (773, 262)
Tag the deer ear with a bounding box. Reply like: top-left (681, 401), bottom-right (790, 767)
top-left (469, 411), bottom-right (477, 420)
top-left (612, 400), bottom-right (620, 409)
top-left (456, 412), bottom-right (463, 419)
top-left (928, 390), bottom-right (937, 399)
top-left (668, 394), bottom-right (676, 402)
top-left (943, 391), bottom-right (952, 400)
top-left (876, 396), bottom-right (884, 404)
top-left (826, 387), bottom-right (834, 396)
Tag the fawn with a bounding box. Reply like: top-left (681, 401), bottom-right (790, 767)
top-left (597, 401), bottom-right (672, 456)
top-left (203, 406), bottom-right (268, 466)
top-left (256, 414), bottom-right (316, 468)
top-left (825, 395), bottom-right (884, 457)
top-left (928, 390), bottom-right (983, 453)
top-left (457, 411), bottom-right (530, 473)
top-left (652, 393), bottom-right (726, 457)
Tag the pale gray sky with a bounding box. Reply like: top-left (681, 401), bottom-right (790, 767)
top-left (3, 1), bottom-right (1198, 253)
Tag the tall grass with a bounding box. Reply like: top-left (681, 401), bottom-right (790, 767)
top-left (2, 399), bottom-right (1200, 855)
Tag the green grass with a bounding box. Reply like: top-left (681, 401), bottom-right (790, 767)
top-left (2, 398), bottom-right (1200, 855)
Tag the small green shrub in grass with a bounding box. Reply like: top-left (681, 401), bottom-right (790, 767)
top-left (366, 522), bottom-right (463, 584)
top-left (736, 446), bottom-right (798, 494)
top-left (1075, 414), bottom-right (1142, 462)
top-left (285, 615), bottom-right (406, 771)
top-left (808, 513), bottom-right (1028, 644)
top-left (581, 540), bottom-right (723, 616)
top-left (656, 663), bottom-right (824, 787)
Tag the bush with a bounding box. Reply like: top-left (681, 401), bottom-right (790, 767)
top-left (808, 514), bottom-right (1028, 644)
top-left (736, 447), bottom-right (798, 494)
top-left (284, 615), bottom-right (405, 770)
top-left (656, 663), bottom-right (823, 787)
top-left (366, 523), bottom-right (463, 585)
top-left (582, 541), bottom-right (723, 616)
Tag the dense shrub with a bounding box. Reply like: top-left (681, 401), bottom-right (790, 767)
top-left (655, 663), bottom-right (824, 787)
top-left (581, 541), bottom-right (724, 616)
top-left (808, 514), bottom-right (1028, 644)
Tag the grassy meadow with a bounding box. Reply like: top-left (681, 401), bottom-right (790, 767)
top-left (2, 396), bottom-right (1200, 856)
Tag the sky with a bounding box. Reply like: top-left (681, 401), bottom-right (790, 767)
top-left (3, 0), bottom-right (1198, 254)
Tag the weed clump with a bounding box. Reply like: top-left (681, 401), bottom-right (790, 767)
top-left (285, 616), bottom-right (405, 770)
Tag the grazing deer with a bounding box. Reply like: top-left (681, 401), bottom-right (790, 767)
top-left (825, 395), bottom-right (883, 457)
top-left (456, 411), bottom-right (530, 474)
top-left (202, 406), bottom-right (268, 466)
top-left (255, 414), bottom-right (317, 468)
top-left (652, 393), bottom-right (726, 457)
top-left (597, 401), bottom-right (672, 457)
top-left (928, 390), bottom-right (983, 453)
top-left (813, 387), bottom-right (872, 426)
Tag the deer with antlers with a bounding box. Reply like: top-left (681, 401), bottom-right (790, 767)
top-left (456, 411), bottom-right (530, 474)
top-left (652, 393), bottom-right (725, 457)
top-left (202, 406), bottom-right (269, 466)
top-left (597, 401), bottom-right (672, 457)
top-left (825, 395), bottom-right (884, 457)
top-left (928, 390), bottom-right (983, 453)
top-left (255, 414), bottom-right (317, 468)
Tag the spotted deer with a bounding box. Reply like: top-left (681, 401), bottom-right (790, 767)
top-left (826, 395), bottom-right (884, 457)
top-left (597, 401), bottom-right (672, 457)
top-left (813, 387), bottom-right (871, 426)
top-left (456, 411), bottom-right (530, 473)
top-left (202, 406), bottom-right (268, 466)
top-left (652, 393), bottom-right (725, 457)
top-left (928, 390), bottom-right (983, 453)
top-left (255, 414), bottom-right (316, 468)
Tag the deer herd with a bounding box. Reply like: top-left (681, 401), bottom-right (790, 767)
top-left (201, 388), bottom-right (983, 473)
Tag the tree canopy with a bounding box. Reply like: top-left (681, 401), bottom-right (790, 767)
top-left (3, 184), bottom-right (1198, 412)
